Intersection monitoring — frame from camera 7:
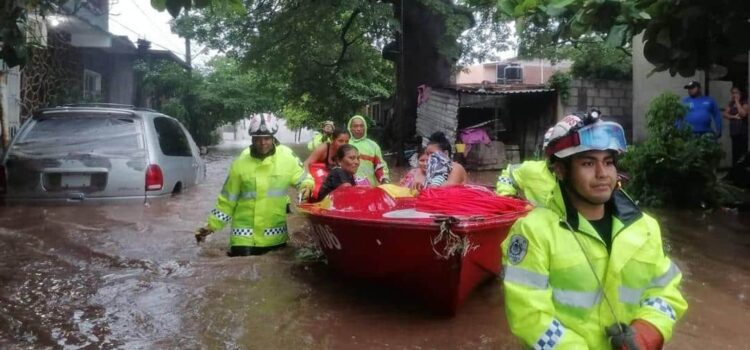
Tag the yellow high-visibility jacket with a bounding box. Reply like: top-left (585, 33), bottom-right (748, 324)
top-left (495, 160), bottom-right (555, 206)
top-left (207, 145), bottom-right (313, 248)
top-left (307, 132), bottom-right (326, 151)
top-left (501, 184), bottom-right (687, 349)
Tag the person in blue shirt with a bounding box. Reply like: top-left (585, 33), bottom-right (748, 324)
top-left (678, 81), bottom-right (722, 138)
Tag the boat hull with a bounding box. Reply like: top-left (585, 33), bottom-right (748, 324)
top-left (304, 212), bottom-right (514, 315)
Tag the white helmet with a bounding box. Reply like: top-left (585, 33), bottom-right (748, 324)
top-left (545, 113), bottom-right (626, 159)
top-left (248, 113), bottom-right (279, 136)
top-left (543, 114), bottom-right (583, 151)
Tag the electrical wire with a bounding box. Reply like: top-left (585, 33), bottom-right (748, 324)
top-left (109, 16), bottom-right (184, 58)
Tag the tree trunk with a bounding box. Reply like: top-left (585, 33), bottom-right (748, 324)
top-left (392, 0), bottom-right (469, 162)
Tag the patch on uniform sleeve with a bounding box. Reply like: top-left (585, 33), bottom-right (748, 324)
top-left (507, 234), bottom-right (528, 265)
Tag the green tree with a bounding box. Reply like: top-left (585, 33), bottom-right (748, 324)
top-left (568, 40), bottom-right (631, 80)
top-left (171, 1), bottom-right (395, 129)
top-left (620, 92), bottom-right (727, 208)
top-left (491, 0), bottom-right (750, 78)
top-left (136, 56), bottom-right (282, 146)
top-left (1, 0), bottom-right (63, 67)
top-left (166, 0), bottom-right (477, 152)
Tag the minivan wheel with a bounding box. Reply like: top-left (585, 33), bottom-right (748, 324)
top-left (172, 182), bottom-right (183, 194)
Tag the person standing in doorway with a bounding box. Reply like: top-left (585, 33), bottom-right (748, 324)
top-left (722, 86), bottom-right (749, 164)
top-left (678, 80), bottom-right (722, 139)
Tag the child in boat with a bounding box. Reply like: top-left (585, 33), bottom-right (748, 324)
top-left (315, 144), bottom-right (361, 201)
top-left (399, 152), bottom-right (428, 190)
top-left (424, 131), bottom-right (467, 187)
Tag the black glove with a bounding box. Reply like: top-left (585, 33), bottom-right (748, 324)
top-left (606, 323), bottom-right (640, 350)
top-left (195, 227), bottom-right (213, 243)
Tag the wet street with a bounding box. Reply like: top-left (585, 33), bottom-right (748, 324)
top-left (0, 144), bottom-right (748, 349)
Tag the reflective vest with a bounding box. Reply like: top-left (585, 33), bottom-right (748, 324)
top-left (207, 145), bottom-right (313, 248)
top-left (501, 184), bottom-right (687, 349)
top-left (347, 115), bottom-right (389, 185)
top-left (307, 132), bottom-right (326, 151)
top-left (495, 160), bottom-right (555, 206)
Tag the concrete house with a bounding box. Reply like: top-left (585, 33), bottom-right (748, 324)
top-left (0, 0), bottom-right (186, 151)
top-left (456, 59), bottom-right (572, 85)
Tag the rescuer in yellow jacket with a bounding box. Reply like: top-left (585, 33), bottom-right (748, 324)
top-left (496, 160), bottom-right (555, 206)
top-left (347, 115), bottom-right (390, 185)
top-left (501, 117), bottom-right (687, 349)
top-left (196, 114), bottom-right (314, 256)
top-left (496, 114), bottom-right (588, 206)
top-left (307, 120), bottom-right (335, 151)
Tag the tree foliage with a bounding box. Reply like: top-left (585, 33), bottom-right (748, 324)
top-left (620, 92), bottom-right (727, 208)
top-left (136, 56), bottom-right (281, 145)
top-left (168, 0), bottom-right (495, 139)
top-left (568, 40), bottom-right (631, 80)
top-left (171, 0), bottom-right (395, 128)
top-left (1, 0), bottom-right (63, 68)
top-left (493, 0), bottom-right (750, 78)
top-left (546, 71), bottom-right (571, 102)
top-left (457, 6), bottom-right (513, 65)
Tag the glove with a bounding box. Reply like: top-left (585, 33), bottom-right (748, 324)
top-left (630, 320), bottom-right (664, 350)
top-left (299, 187), bottom-right (312, 202)
top-left (606, 323), bottom-right (639, 350)
top-left (195, 226), bottom-right (213, 243)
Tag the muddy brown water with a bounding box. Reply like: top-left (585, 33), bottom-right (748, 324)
top-left (0, 144), bottom-right (748, 349)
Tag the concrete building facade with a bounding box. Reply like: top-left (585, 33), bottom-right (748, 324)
top-left (456, 59), bottom-right (572, 85)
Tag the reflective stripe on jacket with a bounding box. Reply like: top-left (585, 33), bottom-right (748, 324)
top-left (501, 184), bottom-right (687, 349)
top-left (207, 145), bottom-right (313, 248)
top-left (495, 160), bottom-right (555, 206)
top-left (347, 115), bottom-right (389, 185)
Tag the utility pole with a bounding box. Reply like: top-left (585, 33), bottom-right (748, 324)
top-left (185, 37), bottom-right (192, 71)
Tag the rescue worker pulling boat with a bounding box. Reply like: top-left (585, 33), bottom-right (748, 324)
top-left (195, 114), bottom-right (314, 256)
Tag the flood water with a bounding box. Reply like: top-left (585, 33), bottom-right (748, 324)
top-left (0, 144), bottom-right (748, 349)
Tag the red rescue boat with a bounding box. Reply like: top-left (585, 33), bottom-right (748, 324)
top-left (299, 185), bottom-right (528, 316)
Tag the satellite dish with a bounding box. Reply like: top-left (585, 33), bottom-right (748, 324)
top-left (708, 64), bottom-right (728, 79)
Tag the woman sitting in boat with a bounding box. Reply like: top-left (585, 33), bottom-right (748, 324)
top-left (400, 132), bottom-right (467, 190)
top-left (304, 128), bottom-right (350, 171)
top-left (315, 144), bottom-right (360, 201)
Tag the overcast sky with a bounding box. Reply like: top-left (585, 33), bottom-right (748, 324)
top-left (109, 0), bottom-right (207, 64)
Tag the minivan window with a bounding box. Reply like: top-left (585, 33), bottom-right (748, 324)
top-left (11, 115), bottom-right (143, 158)
top-left (153, 117), bottom-right (192, 157)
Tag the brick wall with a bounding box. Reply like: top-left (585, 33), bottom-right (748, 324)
top-left (416, 89), bottom-right (460, 142)
top-left (561, 79), bottom-right (633, 140)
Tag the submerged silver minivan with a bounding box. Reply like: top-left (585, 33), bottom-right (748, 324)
top-left (0, 105), bottom-right (206, 204)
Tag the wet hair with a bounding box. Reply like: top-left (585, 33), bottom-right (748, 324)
top-left (335, 144), bottom-right (358, 161)
top-left (427, 131), bottom-right (452, 158)
top-left (329, 129), bottom-right (350, 142)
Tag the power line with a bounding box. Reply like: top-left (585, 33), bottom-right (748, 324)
top-left (131, 1), bottom-right (183, 50)
top-left (109, 16), bottom-right (184, 57)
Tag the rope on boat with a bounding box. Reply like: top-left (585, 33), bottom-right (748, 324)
top-left (431, 217), bottom-right (476, 260)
